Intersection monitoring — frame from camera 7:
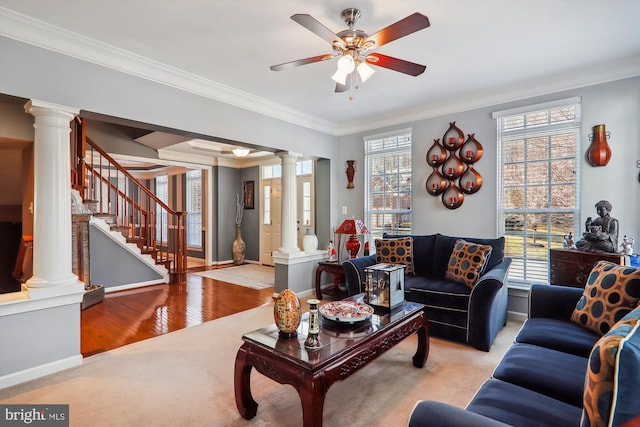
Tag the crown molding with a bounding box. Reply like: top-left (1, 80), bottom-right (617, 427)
top-left (2, 7), bottom-right (638, 139)
top-left (0, 7), bottom-right (336, 135)
top-left (334, 56), bottom-right (640, 136)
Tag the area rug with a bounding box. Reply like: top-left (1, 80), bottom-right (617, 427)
top-left (0, 303), bottom-right (521, 427)
top-left (193, 264), bottom-right (275, 289)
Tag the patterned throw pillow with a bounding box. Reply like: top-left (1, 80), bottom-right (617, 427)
top-left (571, 262), bottom-right (640, 335)
top-left (581, 307), bottom-right (640, 427)
top-left (444, 239), bottom-right (492, 288)
top-left (375, 237), bottom-right (414, 275)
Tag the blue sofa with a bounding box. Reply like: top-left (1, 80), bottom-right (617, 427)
top-left (408, 283), bottom-right (640, 427)
top-left (343, 233), bottom-right (511, 351)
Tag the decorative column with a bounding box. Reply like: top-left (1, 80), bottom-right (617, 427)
top-left (24, 100), bottom-right (84, 298)
top-left (277, 152), bottom-right (301, 253)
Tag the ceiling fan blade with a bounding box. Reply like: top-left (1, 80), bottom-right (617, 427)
top-left (367, 53), bottom-right (426, 76)
top-left (365, 13), bottom-right (430, 49)
top-left (270, 54), bottom-right (335, 71)
top-left (335, 73), bottom-right (352, 92)
top-left (291, 14), bottom-right (343, 47)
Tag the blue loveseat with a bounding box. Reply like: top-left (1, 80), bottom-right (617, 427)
top-left (343, 233), bottom-right (512, 351)
top-left (408, 282), bottom-right (640, 427)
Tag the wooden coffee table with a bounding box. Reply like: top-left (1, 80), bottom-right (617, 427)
top-left (234, 295), bottom-right (429, 427)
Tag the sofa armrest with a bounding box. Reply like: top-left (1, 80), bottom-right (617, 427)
top-left (409, 401), bottom-right (511, 427)
top-left (467, 257), bottom-right (511, 351)
top-left (528, 284), bottom-right (584, 320)
top-left (342, 254), bottom-right (377, 296)
top-left (477, 256), bottom-right (511, 286)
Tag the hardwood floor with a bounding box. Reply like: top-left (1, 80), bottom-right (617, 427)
top-left (80, 265), bottom-right (274, 357)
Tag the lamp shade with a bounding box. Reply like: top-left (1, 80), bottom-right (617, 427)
top-left (335, 219), bottom-right (369, 235)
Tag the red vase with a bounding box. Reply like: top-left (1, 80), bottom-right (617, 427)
top-left (345, 234), bottom-right (361, 258)
top-left (587, 124), bottom-right (611, 167)
top-left (345, 160), bottom-right (356, 189)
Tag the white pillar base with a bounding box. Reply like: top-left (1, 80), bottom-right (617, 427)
top-left (24, 279), bottom-right (85, 300)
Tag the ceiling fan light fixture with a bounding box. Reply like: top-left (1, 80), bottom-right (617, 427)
top-left (331, 68), bottom-right (349, 85)
top-left (357, 61), bottom-right (375, 82)
top-left (232, 148), bottom-right (251, 157)
top-left (337, 54), bottom-right (355, 73)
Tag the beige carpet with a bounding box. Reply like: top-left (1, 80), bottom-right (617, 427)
top-left (0, 304), bottom-right (521, 427)
top-left (194, 265), bottom-right (275, 289)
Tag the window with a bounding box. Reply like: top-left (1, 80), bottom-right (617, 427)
top-left (364, 129), bottom-right (413, 240)
top-left (186, 169), bottom-right (202, 248)
top-left (493, 97), bottom-right (581, 285)
top-left (155, 175), bottom-right (168, 242)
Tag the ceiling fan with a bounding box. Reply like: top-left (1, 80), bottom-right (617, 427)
top-left (270, 8), bottom-right (430, 92)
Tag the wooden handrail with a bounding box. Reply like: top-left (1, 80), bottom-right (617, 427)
top-left (72, 118), bottom-right (187, 282)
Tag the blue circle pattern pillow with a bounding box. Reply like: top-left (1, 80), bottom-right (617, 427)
top-left (445, 239), bottom-right (492, 288)
top-left (571, 261), bottom-right (640, 336)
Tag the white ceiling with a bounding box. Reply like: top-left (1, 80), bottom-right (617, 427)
top-left (1, 0), bottom-right (639, 138)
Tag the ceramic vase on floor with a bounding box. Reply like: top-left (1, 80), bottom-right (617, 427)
top-left (232, 223), bottom-right (245, 265)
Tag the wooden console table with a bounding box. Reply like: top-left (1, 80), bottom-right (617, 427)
top-left (549, 248), bottom-right (629, 288)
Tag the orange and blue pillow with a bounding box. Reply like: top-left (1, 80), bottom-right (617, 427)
top-left (375, 237), bottom-right (414, 275)
top-left (571, 262), bottom-right (640, 335)
top-left (445, 239), bottom-right (492, 288)
top-left (581, 307), bottom-right (640, 427)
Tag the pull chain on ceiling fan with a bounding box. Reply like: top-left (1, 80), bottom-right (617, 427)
top-left (270, 8), bottom-right (430, 92)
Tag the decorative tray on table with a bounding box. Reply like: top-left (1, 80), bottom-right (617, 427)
top-left (319, 301), bottom-right (374, 324)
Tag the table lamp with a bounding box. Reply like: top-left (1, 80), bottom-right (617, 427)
top-left (335, 219), bottom-right (369, 258)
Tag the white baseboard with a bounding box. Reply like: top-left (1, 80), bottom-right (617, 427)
top-left (507, 310), bottom-right (528, 323)
top-left (104, 279), bottom-right (166, 293)
top-left (0, 354), bottom-right (82, 389)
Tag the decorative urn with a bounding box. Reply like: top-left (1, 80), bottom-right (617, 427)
top-left (274, 289), bottom-right (301, 338)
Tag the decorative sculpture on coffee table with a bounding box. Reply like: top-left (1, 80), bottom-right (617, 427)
top-left (576, 200), bottom-right (619, 253)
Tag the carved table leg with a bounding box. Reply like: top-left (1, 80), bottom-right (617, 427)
top-left (412, 312), bottom-right (430, 368)
top-left (315, 267), bottom-right (323, 299)
top-left (299, 372), bottom-right (326, 427)
top-left (234, 344), bottom-right (258, 419)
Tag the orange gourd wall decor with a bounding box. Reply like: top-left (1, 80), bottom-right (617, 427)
top-left (586, 124), bottom-right (612, 167)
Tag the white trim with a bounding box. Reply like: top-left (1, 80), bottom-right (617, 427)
top-left (491, 96), bottom-right (582, 118)
top-left (508, 310), bottom-right (528, 323)
top-left (103, 279), bottom-right (167, 293)
top-left (363, 127), bottom-right (413, 142)
top-left (0, 354), bottom-right (82, 389)
top-left (0, 289), bottom-right (83, 316)
top-left (0, 7), bottom-right (335, 135)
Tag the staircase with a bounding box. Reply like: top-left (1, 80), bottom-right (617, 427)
top-left (71, 118), bottom-right (187, 283)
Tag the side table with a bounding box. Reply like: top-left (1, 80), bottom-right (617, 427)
top-left (315, 261), bottom-right (346, 300)
top-left (549, 248), bottom-right (629, 288)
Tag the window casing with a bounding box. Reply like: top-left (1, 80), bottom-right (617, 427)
top-left (186, 170), bottom-right (202, 248)
top-left (364, 130), bottom-right (413, 240)
top-left (494, 98), bottom-right (581, 286)
top-left (155, 175), bottom-right (168, 243)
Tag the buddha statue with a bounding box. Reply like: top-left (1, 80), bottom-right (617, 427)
top-left (576, 200), bottom-right (619, 253)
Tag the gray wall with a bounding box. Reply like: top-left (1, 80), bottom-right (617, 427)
top-left (0, 303), bottom-right (79, 377)
top-left (240, 166), bottom-right (260, 261)
top-left (89, 223), bottom-right (164, 288)
top-left (335, 77), bottom-right (639, 244)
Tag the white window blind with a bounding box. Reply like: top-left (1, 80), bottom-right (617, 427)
top-left (364, 130), bottom-right (413, 240)
top-left (186, 169), bottom-right (202, 248)
top-left (494, 98), bottom-right (581, 285)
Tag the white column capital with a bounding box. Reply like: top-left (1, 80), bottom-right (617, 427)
top-left (24, 99), bottom-right (79, 120)
top-left (277, 151), bottom-right (302, 162)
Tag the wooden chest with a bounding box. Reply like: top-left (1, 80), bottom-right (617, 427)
top-left (549, 248), bottom-right (628, 288)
